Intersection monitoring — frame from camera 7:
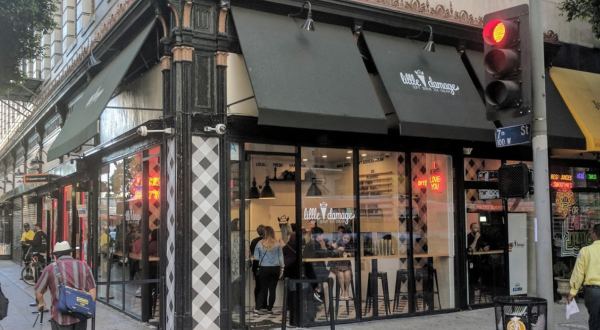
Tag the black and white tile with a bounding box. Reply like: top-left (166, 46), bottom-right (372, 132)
top-left (191, 136), bottom-right (221, 330)
top-left (165, 139), bottom-right (176, 330)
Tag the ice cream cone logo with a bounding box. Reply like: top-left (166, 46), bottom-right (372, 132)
top-left (320, 202), bottom-right (328, 220)
top-left (507, 316), bottom-right (525, 330)
top-left (415, 70), bottom-right (426, 87)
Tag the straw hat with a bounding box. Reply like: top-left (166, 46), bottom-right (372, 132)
top-left (53, 241), bottom-right (74, 253)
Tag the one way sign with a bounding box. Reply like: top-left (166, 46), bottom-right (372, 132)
top-left (495, 124), bottom-right (531, 148)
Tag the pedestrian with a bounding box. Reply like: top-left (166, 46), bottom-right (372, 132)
top-left (27, 222), bottom-right (48, 264)
top-left (249, 224), bottom-right (266, 310)
top-left (21, 223), bottom-right (34, 260)
top-left (568, 224), bottom-right (600, 330)
top-left (34, 241), bottom-right (96, 330)
top-left (253, 226), bottom-right (284, 315)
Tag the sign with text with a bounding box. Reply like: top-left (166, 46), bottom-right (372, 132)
top-left (23, 174), bottom-right (60, 184)
top-left (495, 124), bottom-right (531, 148)
top-left (508, 213), bottom-right (528, 295)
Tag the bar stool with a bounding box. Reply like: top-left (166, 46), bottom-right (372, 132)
top-left (415, 268), bottom-right (432, 311)
top-left (334, 269), bottom-right (358, 318)
top-left (364, 271), bottom-right (391, 316)
top-left (392, 269), bottom-right (409, 312)
top-left (430, 268), bottom-right (441, 310)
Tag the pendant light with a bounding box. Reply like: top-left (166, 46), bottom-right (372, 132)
top-left (249, 177), bottom-right (260, 199)
top-left (306, 179), bottom-right (322, 198)
top-left (260, 176), bottom-right (276, 199)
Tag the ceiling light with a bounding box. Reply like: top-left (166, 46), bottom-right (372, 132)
top-left (259, 177), bottom-right (276, 199)
top-left (346, 156), bottom-right (351, 159)
top-left (249, 177), bottom-right (260, 199)
top-left (347, 150), bottom-right (352, 154)
top-left (322, 155), bottom-right (327, 158)
top-left (303, 159), bottom-right (308, 162)
top-left (361, 154), bottom-right (367, 157)
top-left (306, 180), bottom-right (323, 198)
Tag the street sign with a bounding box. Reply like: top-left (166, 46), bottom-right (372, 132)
top-left (495, 124), bottom-right (531, 147)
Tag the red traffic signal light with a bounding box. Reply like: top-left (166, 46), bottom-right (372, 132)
top-left (482, 5), bottom-right (531, 122)
top-left (483, 20), bottom-right (518, 47)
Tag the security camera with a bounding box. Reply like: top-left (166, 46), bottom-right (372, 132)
top-left (204, 124), bottom-right (226, 135)
top-left (137, 126), bottom-right (174, 136)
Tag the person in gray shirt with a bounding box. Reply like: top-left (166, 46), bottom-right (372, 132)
top-left (253, 226), bottom-right (284, 315)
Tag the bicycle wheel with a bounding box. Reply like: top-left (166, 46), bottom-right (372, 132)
top-left (21, 266), bottom-right (36, 286)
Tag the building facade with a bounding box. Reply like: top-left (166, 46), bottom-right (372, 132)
top-left (1, 1), bottom-right (600, 330)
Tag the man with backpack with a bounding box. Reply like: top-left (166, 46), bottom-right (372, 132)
top-left (34, 241), bottom-right (96, 330)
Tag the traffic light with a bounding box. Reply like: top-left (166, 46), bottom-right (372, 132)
top-left (482, 5), bottom-right (531, 121)
top-left (498, 163), bottom-right (532, 198)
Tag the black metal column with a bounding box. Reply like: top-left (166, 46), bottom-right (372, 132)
top-left (172, 45), bottom-right (194, 330)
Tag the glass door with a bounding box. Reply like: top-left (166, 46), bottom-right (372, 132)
top-left (230, 143), bottom-right (297, 329)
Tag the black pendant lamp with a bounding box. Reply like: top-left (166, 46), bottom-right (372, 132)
top-left (249, 177), bottom-right (260, 199)
top-left (260, 176), bottom-right (276, 199)
top-left (306, 179), bottom-right (323, 198)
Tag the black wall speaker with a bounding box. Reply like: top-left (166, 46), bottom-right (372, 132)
top-left (50, 190), bottom-right (59, 199)
top-left (498, 163), bottom-right (530, 198)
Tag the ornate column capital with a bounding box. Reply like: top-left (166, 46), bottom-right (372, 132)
top-left (161, 56), bottom-right (172, 71)
top-left (215, 52), bottom-right (228, 67)
top-left (172, 46), bottom-right (194, 62)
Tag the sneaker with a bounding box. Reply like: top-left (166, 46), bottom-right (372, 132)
top-left (252, 309), bottom-right (263, 316)
top-left (313, 291), bottom-right (323, 302)
top-left (267, 310), bottom-right (273, 315)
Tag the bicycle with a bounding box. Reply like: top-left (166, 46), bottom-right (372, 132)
top-left (21, 249), bottom-right (46, 286)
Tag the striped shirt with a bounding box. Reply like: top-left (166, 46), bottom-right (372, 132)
top-left (34, 256), bottom-right (96, 325)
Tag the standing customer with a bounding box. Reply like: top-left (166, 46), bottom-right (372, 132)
top-left (568, 224), bottom-right (600, 330)
top-left (28, 222), bottom-right (48, 263)
top-left (250, 224), bottom-right (266, 310)
top-left (34, 241), bottom-right (96, 330)
top-left (21, 223), bottom-right (35, 260)
top-left (253, 226), bottom-right (284, 315)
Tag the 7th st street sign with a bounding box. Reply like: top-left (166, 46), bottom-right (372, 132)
top-left (495, 124), bottom-right (531, 148)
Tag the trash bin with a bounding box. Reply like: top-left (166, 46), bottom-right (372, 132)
top-left (494, 296), bottom-right (547, 330)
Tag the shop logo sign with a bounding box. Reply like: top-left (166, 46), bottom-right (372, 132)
top-left (86, 86), bottom-right (104, 108)
top-left (303, 202), bottom-right (356, 225)
top-left (399, 70), bottom-right (460, 95)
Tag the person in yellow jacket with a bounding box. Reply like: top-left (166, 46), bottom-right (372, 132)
top-left (568, 224), bottom-right (600, 330)
top-left (20, 223), bottom-right (35, 260)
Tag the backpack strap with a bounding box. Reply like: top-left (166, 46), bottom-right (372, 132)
top-left (52, 262), bottom-right (63, 286)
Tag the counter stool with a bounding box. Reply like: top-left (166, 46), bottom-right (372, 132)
top-left (364, 271), bottom-right (391, 316)
top-left (334, 270), bottom-right (358, 318)
top-left (430, 268), bottom-right (441, 310)
top-left (393, 270), bottom-right (409, 312)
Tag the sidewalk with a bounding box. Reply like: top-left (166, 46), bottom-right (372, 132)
top-left (0, 260), bottom-right (152, 330)
top-left (309, 299), bottom-right (590, 330)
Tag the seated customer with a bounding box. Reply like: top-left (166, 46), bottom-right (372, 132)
top-left (332, 232), bottom-right (354, 300)
top-left (303, 227), bottom-right (336, 302)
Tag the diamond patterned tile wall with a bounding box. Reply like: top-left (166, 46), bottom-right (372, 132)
top-left (165, 139), bottom-right (176, 330)
top-left (191, 136), bottom-right (221, 330)
top-left (411, 154), bottom-right (428, 254)
top-left (397, 154), bottom-right (408, 255)
top-left (465, 157), bottom-right (485, 181)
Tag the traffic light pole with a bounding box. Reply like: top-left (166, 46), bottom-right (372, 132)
top-left (529, 0), bottom-right (554, 328)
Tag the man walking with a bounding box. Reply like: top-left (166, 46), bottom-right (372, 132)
top-left (568, 224), bottom-right (600, 330)
top-left (34, 241), bottom-right (96, 330)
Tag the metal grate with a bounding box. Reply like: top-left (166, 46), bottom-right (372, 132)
top-left (498, 163), bottom-right (530, 198)
top-left (494, 296), bottom-right (547, 330)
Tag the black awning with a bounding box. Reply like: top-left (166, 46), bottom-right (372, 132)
top-left (47, 22), bottom-right (154, 161)
top-left (230, 7), bottom-right (387, 135)
top-left (363, 31), bottom-right (495, 142)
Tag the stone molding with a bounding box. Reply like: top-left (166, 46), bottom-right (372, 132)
top-left (173, 46), bottom-right (194, 62)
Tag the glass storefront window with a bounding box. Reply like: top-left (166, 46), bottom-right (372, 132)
top-left (464, 158), bottom-right (501, 182)
top-left (301, 147), bottom-right (357, 323)
top-left (408, 153), bottom-right (455, 312)
top-left (96, 148), bottom-right (161, 320)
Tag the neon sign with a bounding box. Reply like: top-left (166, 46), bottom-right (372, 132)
top-left (551, 181), bottom-right (573, 189)
top-left (417, 179), bottom-right (427, 187)
top-left (550, 174), bottom-right (572, 181)
top-left (430, 161), bottom-right (443, 192)
top-left (131, 176), bottom-right (160, 200)
top-left (588, 174), bottom-right (598, 180)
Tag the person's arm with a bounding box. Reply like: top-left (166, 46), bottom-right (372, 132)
top-left (89, 288), bottom-right (97, 301)
top-left (569, 249), bottom-right (587, 302)
top-left (35, 291), bottom-right (45, 309)
top-left (254, 242), bottom-right (261, 261)
top-left (468, 233), bottom-right (480, 251)
top-left (278, 245), bottom-right (285, 278)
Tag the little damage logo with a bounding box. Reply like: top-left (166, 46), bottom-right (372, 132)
top-left (399, 70), bottom-right (460, 95)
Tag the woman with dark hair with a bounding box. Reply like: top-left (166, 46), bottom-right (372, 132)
top-left (333, 232), bottom-right (354, 300)
top-left (253, 226), bottom-right (284, 315)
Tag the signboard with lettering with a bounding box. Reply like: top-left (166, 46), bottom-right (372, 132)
top-left (23, 174), bottom-right (60, 184)
top-left (495, 124), bottom-right (531, 148)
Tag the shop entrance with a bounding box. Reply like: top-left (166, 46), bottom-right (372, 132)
top-left (231, 146), bottom-right (297, 330)
top-left (60, 183), bottom-right (89, 261)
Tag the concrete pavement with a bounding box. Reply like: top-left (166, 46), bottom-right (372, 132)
top-left (0, 260), bottom-right (152, 330)
top-left (1, 258), bottom-right (592, 330)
